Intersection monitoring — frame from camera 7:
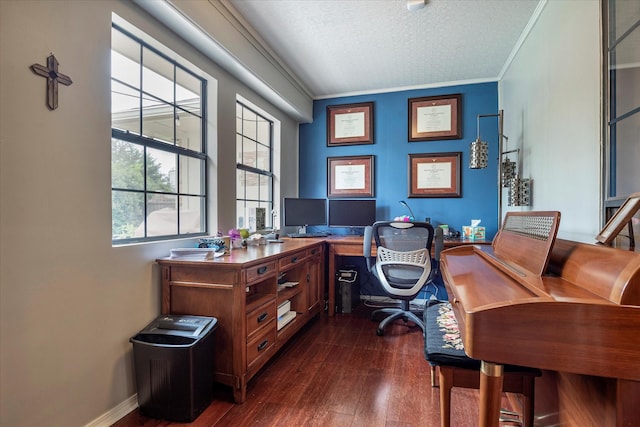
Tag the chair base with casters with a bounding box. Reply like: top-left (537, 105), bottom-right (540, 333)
top-left (424, 301), bottom-right (541, 427)
top-left (371, 299), bottom-right (424, 336)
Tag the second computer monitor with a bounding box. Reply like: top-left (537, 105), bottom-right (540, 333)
top-left (328, 199), bottom-right (376, 228)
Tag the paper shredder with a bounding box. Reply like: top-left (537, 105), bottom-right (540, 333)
top-left (130, 315), bottom-right (218, 422)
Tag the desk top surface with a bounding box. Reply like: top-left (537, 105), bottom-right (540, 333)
top-left (157, 235), bottom-right (488, 266)
top-left (324, 234), bottom-right (487, 246)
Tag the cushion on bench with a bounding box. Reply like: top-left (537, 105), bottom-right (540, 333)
top-left (424, 300), bottom-right (481, 369)
top-left (424, 300), bottom-right (541, 374)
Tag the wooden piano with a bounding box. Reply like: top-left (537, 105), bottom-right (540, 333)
top-left (440, 211), bottom-right (640, 427)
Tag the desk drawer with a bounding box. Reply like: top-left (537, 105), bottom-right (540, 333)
top-left (307, 245), bottom-right (323, 257)
top-left (246, 299), bottom-right (276, 338)
top-left (247, 323), bottom-right (276, 369)
top-left (246, 261), bottom-right (277, 284)
top-left (278, 250), bottom-right (307, 269)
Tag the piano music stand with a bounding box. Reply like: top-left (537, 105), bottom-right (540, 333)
top-left (596, 192), bottom-right (640, 250)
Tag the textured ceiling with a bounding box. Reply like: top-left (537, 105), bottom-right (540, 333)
top-left (226, 0), bottom-right (542, 99)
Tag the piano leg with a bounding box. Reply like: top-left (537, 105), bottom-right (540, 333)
top-left (479, 361), bottom-right (504, 427)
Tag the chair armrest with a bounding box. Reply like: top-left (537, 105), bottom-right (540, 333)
top-left (434, 226), bottom-right (444, 261)
top-left (363, 225), bottom-right (374, 271)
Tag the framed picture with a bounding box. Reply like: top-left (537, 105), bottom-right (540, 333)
top-left (327, 155), bottom-right (374, 198)
top-left (408, 152), bottom-right (461, 198)
top-left (327, 102), bottom-right (374, 146)
top-left (596, 192), bottom-right (640, 245)
top-left (408, 94), bottom-right (462, 142)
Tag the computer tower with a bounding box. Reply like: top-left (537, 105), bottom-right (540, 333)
top-left (336, 267), bottom-right (360, 313)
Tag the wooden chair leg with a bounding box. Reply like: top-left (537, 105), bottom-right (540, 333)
top-left (430, 365), bottom-right (438, 387)
top-left (438, 367), bottom-right (453, 427)
top-left (522, 376), bottom-right (535, 427)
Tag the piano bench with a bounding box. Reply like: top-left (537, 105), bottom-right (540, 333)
top-left (424, 301), bottom-right (541, 427)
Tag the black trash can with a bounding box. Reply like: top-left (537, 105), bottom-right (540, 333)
top-left (130, 315), bottom-right (218, 422)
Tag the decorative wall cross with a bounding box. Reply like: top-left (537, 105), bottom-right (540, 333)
top-left (30, 54), bottom-right (73, 110)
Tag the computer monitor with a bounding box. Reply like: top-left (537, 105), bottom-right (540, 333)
top-left (282, 198), bottom-right (327, 227)
top-left (328, 199), bottom-right (376, 228)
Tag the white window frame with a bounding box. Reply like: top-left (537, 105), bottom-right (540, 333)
top-left (111, 23), bottom-right (208, 244)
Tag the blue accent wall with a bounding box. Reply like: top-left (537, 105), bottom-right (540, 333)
top-left (299, 82), bottom-right (500, 239)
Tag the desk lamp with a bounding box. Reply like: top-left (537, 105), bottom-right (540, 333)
top-left (399, 200), bottom-right (416, 221)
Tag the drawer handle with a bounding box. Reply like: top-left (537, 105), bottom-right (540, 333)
top-left (311, 248), bottom-right (317, 255)
top-left (257, 312), bottom-right (268, 323)
top-left (257, 339), bottom-right (269, 351)
top-left (290, 256), bottom-right (299, 263)
top-left (257, 266), bottom-right (268, 274)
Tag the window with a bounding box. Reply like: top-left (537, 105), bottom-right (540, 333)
top-left (236, 101), bottom-right (274, 231)
top-left (111, 25), bottom-right (207, 244)
top-left (603, 1), bottom-right (640, 215)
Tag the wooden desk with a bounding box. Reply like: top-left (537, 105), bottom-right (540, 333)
top-left (325, 235), bottom-right (488, 317)
top-left (157, 239), bottom-right (325, 403)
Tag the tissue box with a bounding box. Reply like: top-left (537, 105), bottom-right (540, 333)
top-left (462, 226), bottom-right (486, 240)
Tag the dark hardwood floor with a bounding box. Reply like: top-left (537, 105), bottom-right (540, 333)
top-left (113, 303), bottom-right (518, 427)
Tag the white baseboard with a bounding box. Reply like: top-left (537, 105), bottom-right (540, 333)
top-left (84, 394), bottom-right (138, 427)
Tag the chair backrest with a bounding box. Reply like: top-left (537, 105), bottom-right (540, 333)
top-left (366, 221), bottom-right (435, 298)
top-left (373, 221), bottom-right (434, 252)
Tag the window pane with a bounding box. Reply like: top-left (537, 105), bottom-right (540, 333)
top-left (259, 174), bottom-right (272, 202)
top-left (142, 98), bottom-right (174, 143)
top-left (180, 196), bottom-right (204, 234)
top-left (112, 139), bottom-right (144, 190)
top-left (179, 156), bottom-right (204, 195)
top-left (176, 111), bottom-right (202, 151)
top-left (142, 47), bottom-right (174, 104)
top-left (256, 142), bottom-right (270, 170)
top-left (236, 105), bottom-right (243, 136)
top-left (112, 81), bottom-right (141, 134)
top-left (236, 200), bottom-right (247, 229)
top-left (614, 113), bottom-right (640, 197)
top-left (180, 195), bottom-right (205, 234)
top-left (244, 200), bottom-right (259, 231)
top-left (146, 147), bottom-right (176, 192)
top-left (245, 170), bottom-right (259, 200)
top-left (236, 169), bottom-right (245, 199)
top-left (256, 118), bottom-right (270, 146)
top-left (611, 52), bottom-right (640, 117)
top-left (242, 137), bottom-right (257, 168)
top-left (242, 109), bottom-right (257, 140)
top-left (112, 190), bottom-right (144, 240)
top-left (147, 194), bottom-right (177, 237)
top-left (111, 33), bottom-right (140, 88)
top-left (176, 68), bottom-right (201, 116)
top-left (236, 134), bottom-right (243, 164)
top-left (611, 0), bottom-right (640, 41)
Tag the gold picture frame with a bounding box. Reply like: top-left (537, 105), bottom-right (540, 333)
top-left (327, 102), bottom-right (374, 146)
top-left (408, 94), bottom-right (462, 142)
top-left (408, 152), bottom-right (461, 198)
top-left (327, 155), bottom-right (374, 198)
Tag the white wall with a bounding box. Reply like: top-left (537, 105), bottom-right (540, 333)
top-left (0, 1), bottom-right (302, 426)
top-left (500, 0), bottom-right (601, 241)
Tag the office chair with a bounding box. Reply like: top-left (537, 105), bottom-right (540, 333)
top-left (363, 221), bottom-right (435, 336)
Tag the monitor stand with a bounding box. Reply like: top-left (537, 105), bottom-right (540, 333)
top-left (297, 225), bottom-right (307, 235)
